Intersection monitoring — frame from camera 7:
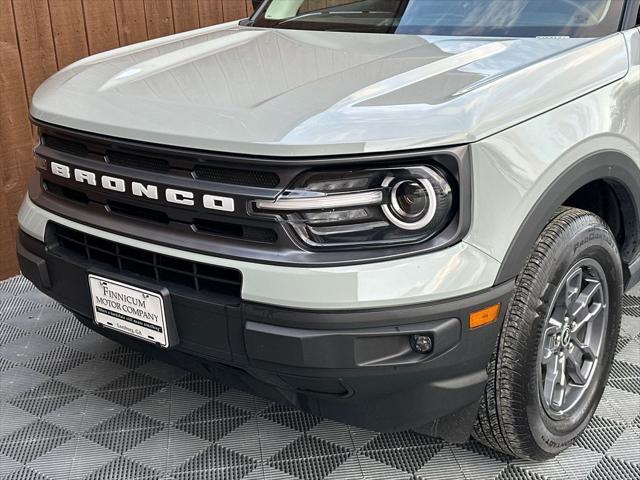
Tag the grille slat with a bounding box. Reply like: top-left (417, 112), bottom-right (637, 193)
top-left (107, 201), bottom-right (171, 224)
top-left (194, 165), bottom-right (280, 188)
top-left (54, 225), bottom-right (241, 298)
top-left (42, 134), bottom-right (88, 156)
top-left (107, 150), bottom-right (171, 172)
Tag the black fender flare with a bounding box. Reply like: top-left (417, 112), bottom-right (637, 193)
top-left (494, 150), bottom-right (640, 285)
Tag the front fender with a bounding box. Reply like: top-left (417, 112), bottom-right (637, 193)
top-left (466, 72), bottom-right (640, 286)
top-left (493, 150), bottom-right (640, 284)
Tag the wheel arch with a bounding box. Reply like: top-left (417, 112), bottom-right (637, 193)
top-left (494, 150), bottom-right (640, 288)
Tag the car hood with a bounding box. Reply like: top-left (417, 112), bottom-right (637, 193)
top-left (32, 22), bottom-right (629, 157)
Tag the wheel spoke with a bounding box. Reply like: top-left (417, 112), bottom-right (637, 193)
top-left (543, 354), bottom-right (563, 409)
top-left (543, 316), bottom-right (563, 344)
top-left (549, 307), bottom-right (566, 327)
top-left (542, 348), bottom-right (556, 365)
top-left (572, 303), bottom-right (602, 333)
top-left (566, 347), bottom-right (588, 385)
top-left (564, 268), bottom-right (583, 308)
top-left (547, 316), bottom-right (563, 331)
top-left (570, 281), bottom-right (603, 331)
top-left (571, 337), bottom-right (596, 361)
top-left (556, 355), bottom-right (568, 407)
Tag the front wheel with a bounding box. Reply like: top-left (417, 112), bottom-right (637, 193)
top-left (473, 207), bottom-right (622, 460)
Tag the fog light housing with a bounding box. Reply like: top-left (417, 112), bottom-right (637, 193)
top-left (410, 334), bottom-right (433, 354)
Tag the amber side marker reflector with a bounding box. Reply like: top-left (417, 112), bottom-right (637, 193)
top-left (469, 303), bottom-right (501, 329)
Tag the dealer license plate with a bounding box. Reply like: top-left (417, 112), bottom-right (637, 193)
top-left (88, 275), bottom-right (169, 347)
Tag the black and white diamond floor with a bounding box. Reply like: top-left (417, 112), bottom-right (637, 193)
top-left (1, 276), bottom-right (639, 480)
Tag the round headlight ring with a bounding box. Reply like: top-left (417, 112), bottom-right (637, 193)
top-left (382, 176), bottom-right (438, 231)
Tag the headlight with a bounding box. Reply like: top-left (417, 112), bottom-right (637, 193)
top-left (252, 165), bottom-right (455, 249)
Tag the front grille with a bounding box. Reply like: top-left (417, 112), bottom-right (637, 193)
top-left (53, 224), bottom-right (242, 298)
top-left (43, 177), bottom-right (278, 244)
top-left (42, 133), bottom-right (281, 187)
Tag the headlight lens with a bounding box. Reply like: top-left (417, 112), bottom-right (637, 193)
top-left (252, 165), bottom-right (455, 249)
top-left (392, 181), bottom-right (429, 218)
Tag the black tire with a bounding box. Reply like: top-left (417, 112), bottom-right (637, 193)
top-left (473, 207), bottom-right (623, 460)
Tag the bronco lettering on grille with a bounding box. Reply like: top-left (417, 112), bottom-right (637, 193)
top-left (49, 161), bottom-right (235, 213)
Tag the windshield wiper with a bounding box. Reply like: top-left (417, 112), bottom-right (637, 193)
top-left (272, 10), bottom-right (389, 27)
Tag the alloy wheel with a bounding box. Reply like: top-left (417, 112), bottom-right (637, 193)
top-left (538, 258), bottom-right (609, 420)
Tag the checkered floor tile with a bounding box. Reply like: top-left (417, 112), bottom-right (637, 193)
top-left (0, 275), bottom-right (639, 480)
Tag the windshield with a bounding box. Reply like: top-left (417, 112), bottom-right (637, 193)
top-left (251, 0), bottom-right (627, 37)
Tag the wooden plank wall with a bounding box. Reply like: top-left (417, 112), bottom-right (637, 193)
top-left (0, 0), bottom-right (254, 280)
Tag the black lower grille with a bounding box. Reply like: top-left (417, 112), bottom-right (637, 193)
top-left (53, 224), bottom-right (242, 299)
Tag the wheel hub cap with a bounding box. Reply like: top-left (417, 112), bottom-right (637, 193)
top-left (538, 259), bottom-right (609, 419)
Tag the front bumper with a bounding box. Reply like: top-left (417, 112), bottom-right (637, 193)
top-left (17, 219), bottom-right (514, 433)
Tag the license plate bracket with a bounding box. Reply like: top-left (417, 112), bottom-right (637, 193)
top-left (88, 274), bottom-right (178, 348)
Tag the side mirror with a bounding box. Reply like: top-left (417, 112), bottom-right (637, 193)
top-left (252, 0), bottom-right (264, 12)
